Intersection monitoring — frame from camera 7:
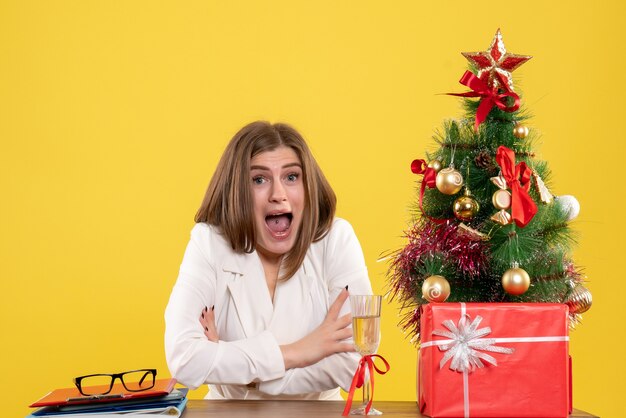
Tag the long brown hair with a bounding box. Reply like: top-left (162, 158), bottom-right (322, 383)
top-left (195, 121), bottom-right (336, 280)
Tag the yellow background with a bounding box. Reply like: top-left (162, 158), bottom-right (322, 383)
top-left (1, 1), bottom-right (623, 417)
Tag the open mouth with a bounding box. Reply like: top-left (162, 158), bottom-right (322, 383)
top-left (265, 212), bottom-right (293, 237)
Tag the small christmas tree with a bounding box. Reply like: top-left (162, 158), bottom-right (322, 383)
top-left (387, 29), bottom-right (592, 343)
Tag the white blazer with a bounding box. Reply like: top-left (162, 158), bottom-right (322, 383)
top-left (164, 218), bottom-right (372, 399)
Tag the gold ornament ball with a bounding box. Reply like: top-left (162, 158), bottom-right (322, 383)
top-left (501, 267), bottom-right (531, 295)
top-left (422, 275), bottom-right (451, 303)
top-left (513, 124), bottom-right (529, 139)
top-left (566, 284), bottom-right (592, 314)
top-left (428, 160), bottom-right (443, 173)
top-left (453, 195), bottom-right (480, 221)
top-left (436, 167), bottom-right (464, 195)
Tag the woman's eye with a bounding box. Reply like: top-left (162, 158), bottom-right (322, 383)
top-left (286, 173), bottom-right (299, 182)
top-left (252, 176), bottom-right (266, 185)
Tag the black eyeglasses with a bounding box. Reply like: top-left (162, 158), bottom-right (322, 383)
top-left (73, 369), bottom-right (157, 396)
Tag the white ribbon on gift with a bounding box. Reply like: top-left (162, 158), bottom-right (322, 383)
top-left (419, 303), bottom-right (569, 418)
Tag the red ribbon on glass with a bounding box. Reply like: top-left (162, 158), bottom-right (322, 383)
top-left (411, 159), bottom-right (451, 225)
top-left (448, 71), bottom-right (521, 130)
top-left (342, 354), bottom-right (390, 416)
top-left (496, 145), bottom-right (537, 227)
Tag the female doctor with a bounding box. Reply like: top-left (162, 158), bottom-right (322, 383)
top-left (164, 121), bottom-right (373, 400)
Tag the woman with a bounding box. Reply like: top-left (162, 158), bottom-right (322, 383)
top-left (164, 121), bottom-right (372, 400)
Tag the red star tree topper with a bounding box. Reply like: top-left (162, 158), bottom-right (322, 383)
top-left (462, 28), bottom-right (532, 92)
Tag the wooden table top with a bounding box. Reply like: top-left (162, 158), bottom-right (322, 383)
top-left (182, 400), bottom-right (598, 418)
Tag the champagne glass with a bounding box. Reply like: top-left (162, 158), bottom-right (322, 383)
top-left (350, 294), bottom-right (382, 415)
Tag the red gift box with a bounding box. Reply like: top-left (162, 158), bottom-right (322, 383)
top-left (418, 303), bottom-right (571, 418)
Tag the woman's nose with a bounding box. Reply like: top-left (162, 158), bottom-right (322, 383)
top-left (269, 181), bottom-right (287, 202)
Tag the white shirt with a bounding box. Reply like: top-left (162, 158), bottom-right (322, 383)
top-left (164, 218), bottom-right (372, 399)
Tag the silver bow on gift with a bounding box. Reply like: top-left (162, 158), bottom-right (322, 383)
top-left (433, 314), bottom-right (514, 373)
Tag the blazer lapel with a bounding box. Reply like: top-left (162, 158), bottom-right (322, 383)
top-left (222, 251), bottom-right (274, 338)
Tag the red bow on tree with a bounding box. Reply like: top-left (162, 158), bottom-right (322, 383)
top-left (342, 354), bottom-right (390, 416)
top-left (411, 159), bottom-right (451, 225)
top-left (448, 71), bottom-right (520, 130)
top-left (411, 159), bottom-right (437, 186)
top-left (496, 146), bottom-right (537, 227)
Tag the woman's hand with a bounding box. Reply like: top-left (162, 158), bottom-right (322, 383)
top-left (199, 306), bottom-right (219, 342)
top-left (280, 288), bottom-right (354, 369)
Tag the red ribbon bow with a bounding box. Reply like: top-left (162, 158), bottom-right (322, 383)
top-left (411, 159), bottom-right (437, 186)
top-left (342, 354), bottom-right (390, 416)
top-left (411, 159), bottom-right (451, 225)
top-left (448, 71), bottom-right (521, 130)
top-left (495, 145), bottom-right (537, 227)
